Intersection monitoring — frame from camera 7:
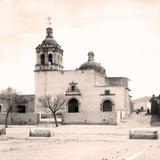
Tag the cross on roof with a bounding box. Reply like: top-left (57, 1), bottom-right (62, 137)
top-left (47, 16), bottom-right (52, 27)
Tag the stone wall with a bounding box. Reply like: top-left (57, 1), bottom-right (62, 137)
top-left (1, 95), bottom-right (35, 113)
top-left (14, 95), bottom-right (35, 113)
top-left (62, 111), bottom-right (120, 125)
top-left (150, 95), bottom-right (160, 114)
top-left (0, 113), bottom-right (40, 125)
top-left (106, 77), bottom-right (128, 87)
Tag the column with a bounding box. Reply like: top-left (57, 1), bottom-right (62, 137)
top-left (44, 52), bottom-right (48, 65)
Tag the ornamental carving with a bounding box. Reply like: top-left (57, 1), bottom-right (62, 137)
top-left (66, 81), bottom-right (81, 96)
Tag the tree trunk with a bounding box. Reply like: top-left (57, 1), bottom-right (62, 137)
top-left (53, 111), bottom-right (58, 127)
top-left (5, 105), bottom-right (12, 128)
top-left (5, 111), bottom-right (10, 128)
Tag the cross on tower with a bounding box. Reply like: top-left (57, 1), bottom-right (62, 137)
top-left (47, 16), bottom-right (52, 27)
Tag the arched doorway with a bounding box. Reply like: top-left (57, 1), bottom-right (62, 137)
top-left (68, 98), bottom-right (79, 113)
top-left (103, 100), bottom-right (112, 112)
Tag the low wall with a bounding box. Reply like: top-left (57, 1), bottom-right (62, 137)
top-left (29, 128), bottom-right (52, 137)
top-left (129, 128), bottom-right (158, 139)
top-left (0, 113), bottom-right (40, 125)
top-left (62, 111), bottom-right (120, 125)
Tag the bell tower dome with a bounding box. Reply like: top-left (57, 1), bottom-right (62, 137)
top-left (35, 26), bottom-right (63, 71)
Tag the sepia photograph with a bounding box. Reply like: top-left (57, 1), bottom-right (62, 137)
top-left (0, 0), bottom-right (160, 160)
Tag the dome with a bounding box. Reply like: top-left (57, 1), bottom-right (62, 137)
top-left (36, 27), bottom-right (63, 54)
top-left (41, 27), bottom-right (60, 47)
top-left (42, 37), bottom-right (58, 46)
top-left (79, 51), bottom-right (105, 74)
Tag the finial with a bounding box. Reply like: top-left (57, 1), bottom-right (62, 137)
top-left (88, 51), bottom-right (94, 61)
top-left (46, 17), bottom-right (53, 38)
top-left (47, 16), bottom-right (52, 27)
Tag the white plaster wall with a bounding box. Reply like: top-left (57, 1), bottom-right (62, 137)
top-left (94, 71), bottom-right (106, 86)
top-left (35, 70), bottom-right (95, 112)
top-left (125, 89), bottom-right (131, 116)
top-left (35, 69), bottom-right (129, 123)
top-left (62, 112), bottom-right (120, 125)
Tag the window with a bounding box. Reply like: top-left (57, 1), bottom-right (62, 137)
top-left (40, 54), bottom-right (45, 65)
top-left (17, 105), bottom-right (26, 113)
top-left (0, 105), bottom-right (2, 113)
top-left (105, 90), bottom-right (110, 95)
top-left (103, 100), bottom-right (112, 112)
top-left (66, 81), bottom-right (81, 95)
top-left (68, 98), bottom-right (79, 113)
top-left (48, 54), bottom-right (53, 65)
top-left (71, 86), bottom-right (76, 91)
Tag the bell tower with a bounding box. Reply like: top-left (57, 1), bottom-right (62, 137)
top-left (35, 25), bottom-right (63, 71)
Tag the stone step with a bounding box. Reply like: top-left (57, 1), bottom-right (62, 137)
top-left (129, 128), bottom-right (158, 139)
top-left (0, 127), bottom-right (6, 135)
top-left (29, 128), bottom-right (52, 137)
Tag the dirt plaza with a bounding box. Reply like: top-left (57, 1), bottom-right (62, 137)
top-left (0, 113), bottom-right (160, 160)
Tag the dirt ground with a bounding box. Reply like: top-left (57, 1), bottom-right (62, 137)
top-left (0, 112), bottom-right (160, 160)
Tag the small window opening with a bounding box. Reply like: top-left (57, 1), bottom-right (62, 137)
top-left (71, 86), bottom-right (76, 91)
top-left (105, 90), bottom-right (110, 95)
top-left (40, 54), bottom-right (45, 65)
top-left (48, 54), bottom-right (53, 65)
top-left (17, 105), bottom-right (26, 113)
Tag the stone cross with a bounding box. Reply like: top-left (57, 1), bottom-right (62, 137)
top-left (47, 17), bottom-right (52, 27)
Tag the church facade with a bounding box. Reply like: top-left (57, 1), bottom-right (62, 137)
top-left (34, 27), bottom-right (131, 125)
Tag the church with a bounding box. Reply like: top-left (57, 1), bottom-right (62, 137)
top-left (35, 26), bottom-right (132, 125)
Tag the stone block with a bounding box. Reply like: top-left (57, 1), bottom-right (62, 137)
top-left (126, 152), bottom-right (145, 160)
top-left (0, 127), bottom-right (6, 135)
top-left (129, 128), bottom-right (158, 139)
top-left (29, 128), bottom-right (51, 137)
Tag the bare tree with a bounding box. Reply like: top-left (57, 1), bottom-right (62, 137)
top-left (38, 94), bottom-right (66, 127)
top-left (0, 87), bottom-right (18, 128)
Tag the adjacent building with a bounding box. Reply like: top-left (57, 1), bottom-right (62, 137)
top-left (132, 96), bottom-right (151, 112)
top-left (0, 95), bottom-right (39, 125)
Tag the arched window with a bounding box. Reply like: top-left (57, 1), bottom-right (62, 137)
top-left (40, 54), bottom-right (45, 65)
top-left (103, 100), bottom-right (112, 112)
top-left (68, 98), bottom-right (79, 113)
top-left (48, 54), bottom-right (53, 65)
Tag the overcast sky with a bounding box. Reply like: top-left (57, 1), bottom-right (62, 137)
top-left (0, 0), bottom-right (160, 98)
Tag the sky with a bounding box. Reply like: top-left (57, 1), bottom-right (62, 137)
top-left (0, 0), bottom-right (160, 99)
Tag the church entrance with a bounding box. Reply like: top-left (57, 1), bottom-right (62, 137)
top-left (68, 98), bottom-right (79, 113)
top-left (103, 100), bottom-right (112, 112)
